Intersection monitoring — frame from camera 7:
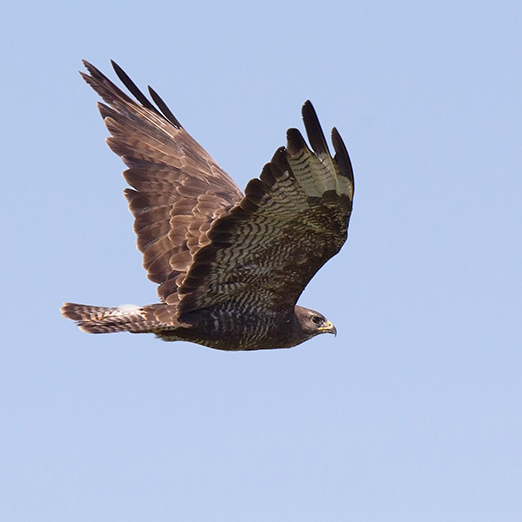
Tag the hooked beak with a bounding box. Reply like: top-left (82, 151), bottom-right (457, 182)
top-left (318, 321), bottom-right (337, 337)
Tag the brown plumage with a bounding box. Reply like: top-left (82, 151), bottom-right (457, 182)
top-left (61, 61), bottom-right (355, 350)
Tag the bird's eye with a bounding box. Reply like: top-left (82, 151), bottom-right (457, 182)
top-left (311, 315), bottom-right (323, 325)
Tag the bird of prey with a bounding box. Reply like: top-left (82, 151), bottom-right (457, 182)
top-left (61, 61), bottom-right (354, 351)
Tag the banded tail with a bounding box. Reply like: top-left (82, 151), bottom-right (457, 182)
top-left (61, 303), bottom-right (151, 334)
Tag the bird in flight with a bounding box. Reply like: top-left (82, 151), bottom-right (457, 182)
top-left (61, 61), bottom-right (355, 351)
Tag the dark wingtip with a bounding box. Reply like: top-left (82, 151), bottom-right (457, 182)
top-left (110, 60), bottom-right (128, 84)
top-left (148, 86), bottom-right (182, 128)
top-left (331, 127), bottom-right (354, 187)
top-left (110, 60), bottom-right (130, 88)
top-left (304, 101), bottom-right (354, 190)
top-left (302, 99), bottom-right (313, 112)
top-left (286, 128), bottom-right (309, 156)
top-left (301, 100), bottom-right (330, 157)
top-left (80, 60), bottom-right (182, 129)
top-left (80, 59), bottom-right (135, 107)
top-left (270, 146), bottom-right (293, 176)
top-left (111, 60), bottom-right (181, 128)
top-left (110, 60), bottom-right (156, 111)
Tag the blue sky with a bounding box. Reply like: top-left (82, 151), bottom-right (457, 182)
top-left (2, 0), bottom-right (522, 520)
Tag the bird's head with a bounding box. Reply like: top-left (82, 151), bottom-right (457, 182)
top-left (294, 305), bottom-right (337, 342)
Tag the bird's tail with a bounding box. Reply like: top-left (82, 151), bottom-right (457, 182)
top-left (61, 302), bottom-right (150, 334)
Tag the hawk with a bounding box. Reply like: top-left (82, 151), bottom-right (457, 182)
top-left (61, 61), bottom-right (355, 351)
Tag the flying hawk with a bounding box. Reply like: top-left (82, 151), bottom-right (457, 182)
top-left (61, 61), bottom-right (355, 351)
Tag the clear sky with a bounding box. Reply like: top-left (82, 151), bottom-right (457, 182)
top-left (2, 0), bottom-right (521, 520)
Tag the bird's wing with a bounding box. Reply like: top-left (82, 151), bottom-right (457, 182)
top-left (177, 101), bottom-right (354, 315)
top-left (81, 61), bottom-right (243, 303)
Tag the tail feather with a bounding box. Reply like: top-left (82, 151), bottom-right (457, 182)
top-left (61, 302), bottom-right (150, 334)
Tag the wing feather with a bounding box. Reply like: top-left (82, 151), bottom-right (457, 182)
top-left (178, 101), bottom-right (354, 316)
top-left (81, 61), bottom-right (243, 302)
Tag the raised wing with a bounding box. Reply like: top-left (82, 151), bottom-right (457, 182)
top-left (178, 101), bottom-right (354, 315)
top-left (81, 61), bottom-right (243, 302)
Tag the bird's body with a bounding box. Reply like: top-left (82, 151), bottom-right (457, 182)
top-left (62, 61), bottom-right (354, 351)
top-left (62, 302), bottom-right (333, 351)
